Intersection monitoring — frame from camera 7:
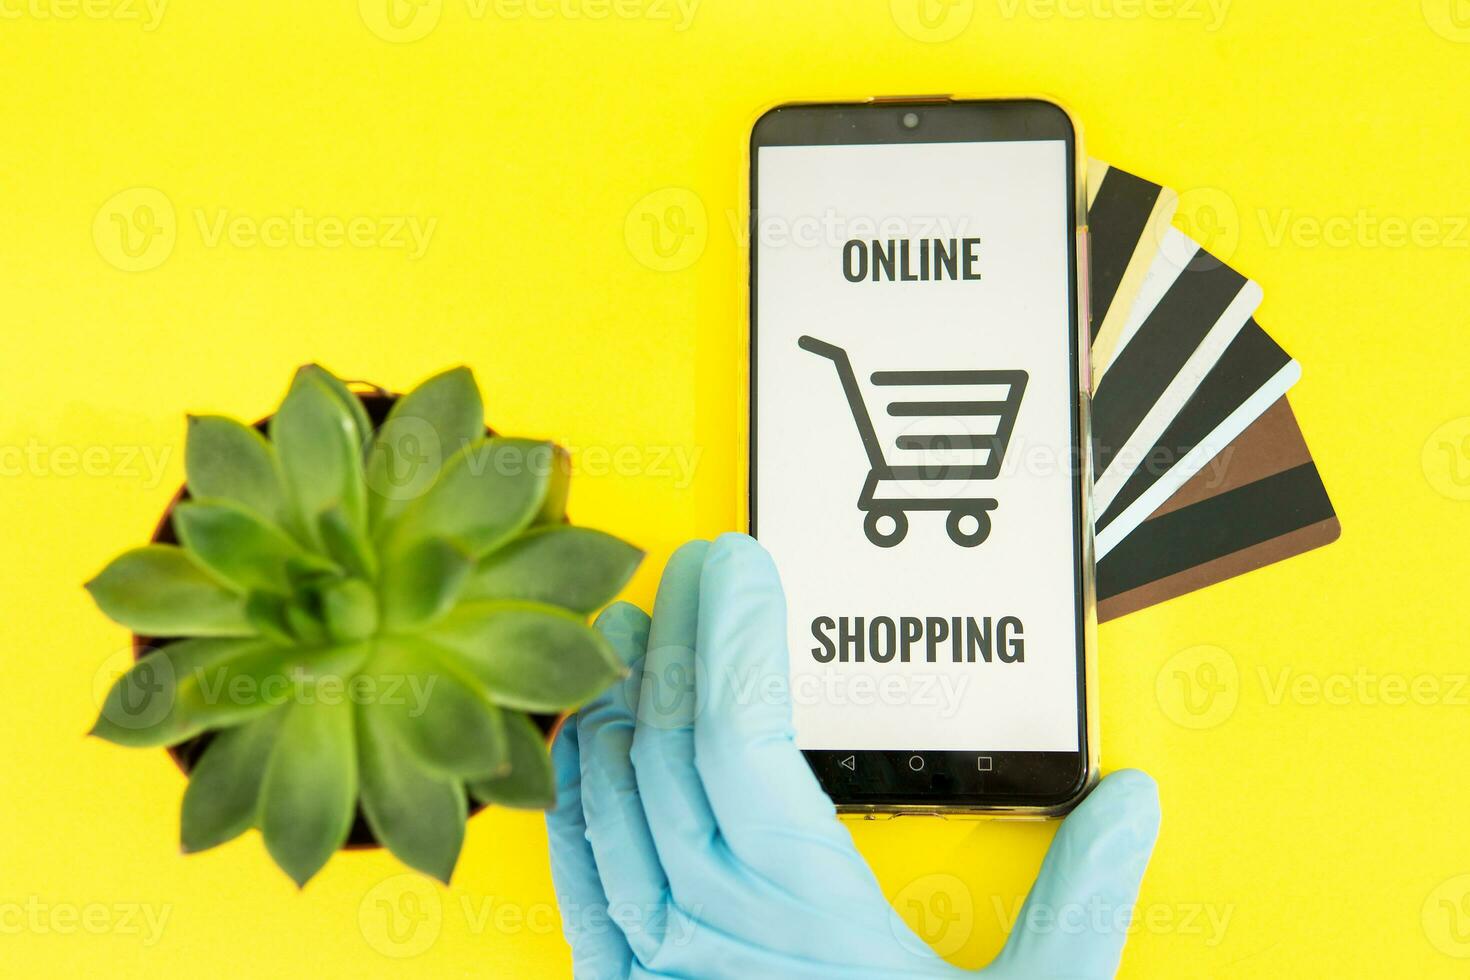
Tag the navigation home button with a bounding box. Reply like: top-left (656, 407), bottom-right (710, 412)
top-left (977, 756), bottom-right (993, 772)
top-left (839, 755), bottom-right (856, 771)
top-left (907, 755), bottom-right (926, 772)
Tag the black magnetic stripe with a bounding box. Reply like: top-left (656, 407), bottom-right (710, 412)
top-left (1091, 260), bottom-right (1250, 475)
top-left (1087, 167), bottom-right (1161, 338)
top-left (1095, 320), bottom-right (1292, 530)
top-left (1096, 461), bottom-right (1335, 599)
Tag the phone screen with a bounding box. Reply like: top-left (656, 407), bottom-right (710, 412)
top-left (749, 101), bottom-right (1090, 808)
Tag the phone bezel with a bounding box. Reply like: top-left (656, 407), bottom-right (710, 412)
top-left (745, 97), bottom-right (1098, 817)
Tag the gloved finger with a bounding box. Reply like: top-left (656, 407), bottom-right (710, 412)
top-left (575, 601), bottom-right (668, 961)
top-left (629, 540), bottom-right (723, 904)
top-left (692, 533), bottom-right (870, 898)
top-left (989, 769), bottom-right (1162, 979)
top-left (546, 720), bottom-right (634, 978)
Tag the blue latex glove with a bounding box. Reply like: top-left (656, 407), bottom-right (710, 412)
top-left (546, 533), bottom-right (1160, 979)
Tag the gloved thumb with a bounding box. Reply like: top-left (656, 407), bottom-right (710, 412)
top-left (985, 769), bottom-right (1161, 980)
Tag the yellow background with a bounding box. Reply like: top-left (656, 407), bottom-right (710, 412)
top-left (3, 0), bottom-right (1468, 975)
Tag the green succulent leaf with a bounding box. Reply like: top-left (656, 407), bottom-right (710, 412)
top-left (464, 526), bottom-right (643, 614)
top-left (306, 365), bottom-right (373, 453)
top-left (533, 445), bottom-right (571, 525)
top-left (174, 500), bottom-right (333, 594)
top-left (184, 415), bottom-right (288, 526)
top-left (86, 545), bottom-right (251, 637)
top-left (270, 367), bottom-right (368, 545)
top-left (180, 707), bottom-right (287, 853)
top-left (357, 704), bottom-right (467, 883)
top-left (365, 366), bottom-right (485, 528)
top-left (283, 596), bottom-right (330, 647)
top-left (468, 712), bottom-right (556, 811)
top-left (424, 600), bottom-right (626, 713)
top-left (379, 537), bottom-right (473, 631)
top-left (386, 437), bottom-right (552, 559)
top-left (91, 637), bottom-right (274, 747)
top-left (244, 592), bottom-right (295, 644)
top-left (183, 641), bottom-right (369, 744)
top-left (171, 644), bottom-right (300, 733)
top-left (90, 364), bottom-right (636, 884)
top-left (259, 696), bottom-right (358, 887)
top-left (368, 636), bottom-right (508, 779)
top-left (319, 504), bottom-right (376, 579)
top-left (321, 579), bottom-right (379, 643)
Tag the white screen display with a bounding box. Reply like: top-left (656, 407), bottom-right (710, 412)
top-left (754, 139), bottom-right (1082, 753)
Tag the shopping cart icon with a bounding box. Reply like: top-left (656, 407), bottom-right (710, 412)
top-left (799, 335), bottom-right (1028, 548)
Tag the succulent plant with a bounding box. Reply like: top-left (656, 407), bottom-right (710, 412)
top-left (87, 365), bottom-right (641, 886)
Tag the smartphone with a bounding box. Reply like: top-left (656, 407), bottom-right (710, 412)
top-left (746, 98), bottom-right (1097, 816)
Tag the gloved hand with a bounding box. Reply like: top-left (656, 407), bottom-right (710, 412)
top-left (546, 533), bottom-right (1160, 979)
